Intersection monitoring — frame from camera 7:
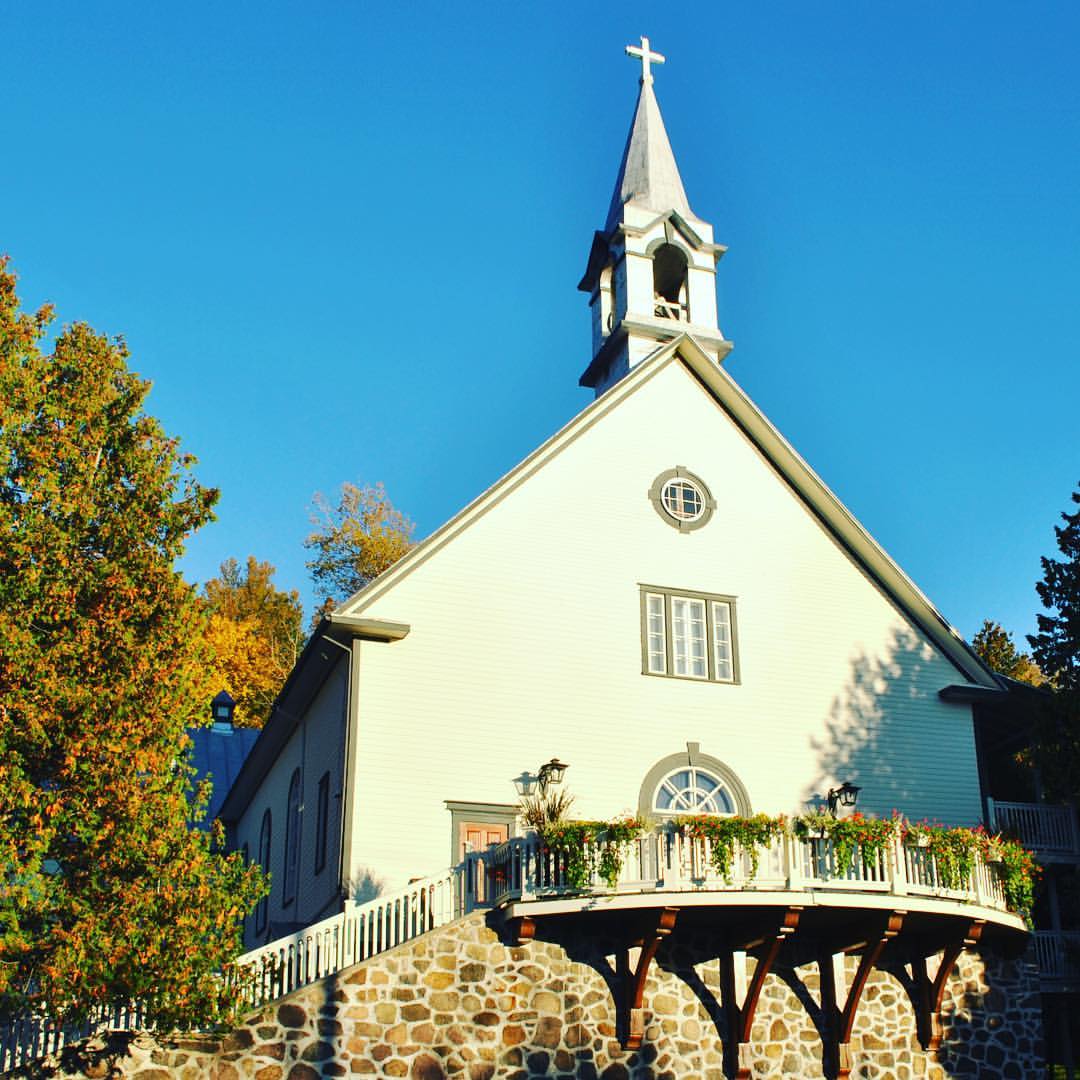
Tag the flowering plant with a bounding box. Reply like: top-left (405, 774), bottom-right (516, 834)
top-left (540, 815), bottom-right (648, 889)
top-left (675, 813), bottom-right (786, 882)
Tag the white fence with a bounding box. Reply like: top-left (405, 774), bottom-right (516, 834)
top-left (0, 1003), bottom-right (145, 1075)
top-left (987, 799), bottom-right (1080, 858)
top-left (235, 866), bottom-right (463, 1009)
top-left (480, 828), bottom-right (1010, 912)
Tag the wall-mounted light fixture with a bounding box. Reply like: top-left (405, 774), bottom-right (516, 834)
top-left (827, 781), bottom-right (861, 817)
top-left (513, 758), bottom-right (569, 797)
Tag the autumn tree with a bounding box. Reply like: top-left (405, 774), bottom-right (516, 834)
top-left (972, 619), bottom-right (1044, 686)
top-left (305, 481), bottom-right (415, 607)
top-left (200, 557), bottom-right (303, 726)
top-left (0, 260), bottom-right (264, 1026)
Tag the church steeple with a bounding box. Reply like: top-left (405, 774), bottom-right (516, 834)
top-left (578, 37), bottom-right (732, 396)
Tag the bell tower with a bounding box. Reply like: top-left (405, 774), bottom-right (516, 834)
top-left (578, 37), bottom-right (732, 396)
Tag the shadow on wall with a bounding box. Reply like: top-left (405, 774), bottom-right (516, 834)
top-left (804, 625), bottom-right (960, 821)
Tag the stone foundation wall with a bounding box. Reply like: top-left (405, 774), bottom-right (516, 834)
top-left (13, 912), bottom-right (1042, 1079)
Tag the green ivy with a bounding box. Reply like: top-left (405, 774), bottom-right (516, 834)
top-left (540, 817), bottom-right (647, 890)
top-left (674, 814), bottom-right (786, 883)
top-left (793, 812), bottom-right (897, 876)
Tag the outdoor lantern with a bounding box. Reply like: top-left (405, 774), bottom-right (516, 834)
top-left (537, 758), bottom-right (569, 792)
top-left (513, 772), bottom-right (538, 797)
top-left (211, 689), bottom-right (236, 730)
top-left (827, 780), bottom-right (862, 816)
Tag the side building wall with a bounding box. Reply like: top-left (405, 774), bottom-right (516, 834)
top-left (24, 913), bottom-right (1043, 1080)
top-left (233, 660), bottom-right (349, 949)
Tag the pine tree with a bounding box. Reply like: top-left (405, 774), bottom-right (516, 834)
top-left (1029, 484), bottom-right (1080, 691)
top-left (0, 259), bottom-right (264, 1026)
top-left (972, 620), bottom-right (1044, 685)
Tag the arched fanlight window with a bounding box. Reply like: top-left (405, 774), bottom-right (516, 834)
top-left (255, 810), bottom-right (271, 934)
top-left (638, 745), bottom-right (751, 819)
top-left (653, 767), bottom-right (735, 815)
top-left (283, 769), bottom-right (301, 906)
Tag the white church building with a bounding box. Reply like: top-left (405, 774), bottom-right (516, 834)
top-left (219, 36), bottom-right (1007, 946)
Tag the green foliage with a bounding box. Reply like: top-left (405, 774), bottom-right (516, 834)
top-left (0, 260), bottom-right (266, 1027)
top-left (539, 816), bottom-right (647, 890)
top-left (518, 788), bottom-right (575, 832)
top-left (972, 619), bottom-right (1044, 686)
top-left (903, 821), bottom-right (978, 890)
top-left (1029, 483), bottom-right (1080, 692)
top-left (993, 837), bottom-right (1038, 921)
top-left (305, 481), bottom-right (415, 607)
top-left (793, 811), bottom-right (898, 877)
top-left (675, 813), bottom-right (786, 882)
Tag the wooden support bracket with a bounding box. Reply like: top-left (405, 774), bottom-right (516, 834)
top-left (721, 907), bottom-right (802, 1079)
top-left (914, 918), bottom-right (986, 1053)
top-left (823, 910), bottom-right (905, 1079)
top-left (617, 907), bottom-right (679, 1050)
top-left (507, 915), bottom-right (535, 946)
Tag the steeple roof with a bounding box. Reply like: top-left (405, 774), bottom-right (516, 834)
top-left (604, 77), bottom-right (699, 233)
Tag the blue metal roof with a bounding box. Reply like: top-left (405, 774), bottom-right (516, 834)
top-left (188, 724), bottom-right (261, 827)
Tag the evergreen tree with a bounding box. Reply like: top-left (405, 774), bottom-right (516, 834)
top-left (972, 619), bottom-right (1044, 685)
top-left (1029, 483), bottom-right (1080, 690)
top-left (0, 260), bottom-right (264, 1026)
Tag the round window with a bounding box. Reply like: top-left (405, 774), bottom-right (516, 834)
top-left (661, 478), bottom-right (705, 522)
top-left (649, 468), bottom-right (715, 532)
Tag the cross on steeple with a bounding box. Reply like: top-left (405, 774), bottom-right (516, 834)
top-left (626, 35), bottom-right (665, 86)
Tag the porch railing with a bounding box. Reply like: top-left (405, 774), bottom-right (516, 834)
top-left (987, 799), bottom-right (1080, 858)
top-left (478, 828), bottom-right (1011, 913)
top-left (234, 866), bottom-right (463, 1009)
top-left (1033, 930), bottom-right (1080, 985)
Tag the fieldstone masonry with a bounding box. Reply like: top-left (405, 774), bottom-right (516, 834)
top-left (12, 912), bottom-right (1042, 1079)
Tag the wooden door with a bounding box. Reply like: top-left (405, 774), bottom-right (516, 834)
top-left (459, 821), bottom-right (508, 861)
top-left (459, 822), bottom-right (509, 904)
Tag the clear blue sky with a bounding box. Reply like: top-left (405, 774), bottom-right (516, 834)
top-left (3, 3), bottom-right (1078, 647)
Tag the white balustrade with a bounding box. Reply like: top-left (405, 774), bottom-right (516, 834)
top-left (234, 867), bottom-right (461, 1009)
top-left (478, 828), bottom-right (1013, 915)
top-left (987, 800), bottom-right (1080, 857)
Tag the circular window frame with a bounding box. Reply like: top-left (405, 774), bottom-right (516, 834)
top-left (638, 745), bottom-right (751, 819)
top-left (648, 467), bottom-right (716, 532)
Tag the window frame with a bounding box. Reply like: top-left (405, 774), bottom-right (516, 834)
top-left (648, 467), bottom-right (716, 533)
top-left (638, 744), bottom-right (752, 819)
top-left (639, 585), bottom-right (740, 684)
top-left (255, 810), bottom-right (271, 935)
top-left (314, 771), bottom-right (330, 876)
top-left (283, 769), bottom-right (301, 908)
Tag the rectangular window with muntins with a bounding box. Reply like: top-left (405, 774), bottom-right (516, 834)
top-left (640, 586), bottom-right (740, 684)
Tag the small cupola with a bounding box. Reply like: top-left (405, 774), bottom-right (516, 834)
top-left (577, 37), bottom-right (732, 396)
top-left (210, 689), bottom-right (236, 733)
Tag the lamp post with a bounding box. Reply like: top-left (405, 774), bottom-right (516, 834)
top-left (827, 781), bottom-right (861, 817)
top-left (537, 758), bottom-right (568, 793)
top-left (514, 758), bottom-right (569, 798)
